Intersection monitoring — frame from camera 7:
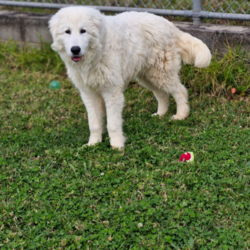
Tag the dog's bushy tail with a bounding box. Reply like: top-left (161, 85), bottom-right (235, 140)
top-left (177, 31), bottom-right (211, 68)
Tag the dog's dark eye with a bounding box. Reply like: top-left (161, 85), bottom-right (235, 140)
top-left (80, 29), bottom-right (86, 34)
top-left (65, 30), bottom-right (71, 34)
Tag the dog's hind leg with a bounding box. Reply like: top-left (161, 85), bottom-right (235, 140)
top-left (80, 89), bottom-right (105, 146)
top-left (168, 79), bottom-right (190, 120)
top-left (138, 77), bottom-right (169, 117)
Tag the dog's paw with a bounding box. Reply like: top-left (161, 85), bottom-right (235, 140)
top-left (87, 141), bottom-right (100, 146)
top-left (171, 114), bottom-right (186, 120)
top-left (110, 135), bottom-right (125, 150)
top-left (111, 141), bottom-right (124, 150)
top-left (87, 139), bottom-right (101, 146)
top-left (88, 133), bottom-right (102, 146)
top-left (151, 112), bottom-right (165, 117)
top-left (112, 146), bottom-right (124, 151)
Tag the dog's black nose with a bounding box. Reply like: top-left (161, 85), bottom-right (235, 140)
top-left (71, 46), bottom-right (81, 55)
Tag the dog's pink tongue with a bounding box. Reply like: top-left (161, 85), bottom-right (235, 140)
top-left (71, 57), bottom-right (82, 62)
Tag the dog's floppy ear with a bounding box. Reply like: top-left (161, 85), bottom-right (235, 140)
top-left (48, 14), bottom-right (64, 52)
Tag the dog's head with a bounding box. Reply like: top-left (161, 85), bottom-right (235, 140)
top-left (49, 7), bottom-right (103, 63)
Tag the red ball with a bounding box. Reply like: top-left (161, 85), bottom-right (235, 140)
top-left (179, 152), bottom-right (194, 162)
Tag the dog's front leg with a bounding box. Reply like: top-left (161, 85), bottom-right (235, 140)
top-left (102, 89), bottom-right (126, 149)
top-left (80, 89), bottom-right (105, 146)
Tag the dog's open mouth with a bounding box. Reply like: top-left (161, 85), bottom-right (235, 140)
top-left (71, 56), bottom-right (82, 62)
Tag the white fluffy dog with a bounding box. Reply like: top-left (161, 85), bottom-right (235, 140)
top-left (49, 7), bottom-right (211, 149)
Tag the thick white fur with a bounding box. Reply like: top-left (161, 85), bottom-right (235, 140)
top-left (49, 7), bottom-right (211, 149)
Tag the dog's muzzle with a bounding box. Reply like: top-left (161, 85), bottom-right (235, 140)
top-left (71, 46), bottom-right (82, 62)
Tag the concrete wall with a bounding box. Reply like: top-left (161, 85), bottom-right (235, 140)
top-left (177, 22), bottom-right (250, 52)
top-left (0, 11), bottom-right (52, 44)
top-left (1, 10), bottom-right (250, 51)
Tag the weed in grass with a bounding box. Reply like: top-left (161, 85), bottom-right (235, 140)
top-left (0, 42), bottom-right (250, 249)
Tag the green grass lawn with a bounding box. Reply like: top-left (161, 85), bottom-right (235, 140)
top-left (0, 42), bottom-right (250, 249)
